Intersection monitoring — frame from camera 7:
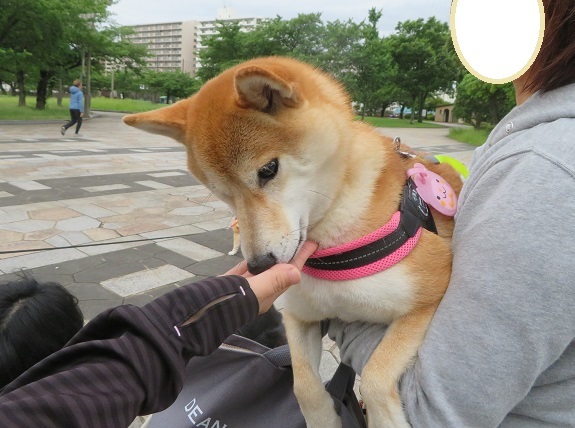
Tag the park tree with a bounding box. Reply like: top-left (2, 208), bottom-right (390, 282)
top-left (387, 17), bottom-right (460, 124)
top-left (144, 70), bottom-right (201, 103)
top-left (0, 0), bottom-right (147, 110)
top-left (113, 69), bottom-right (147, 99)
top-left (0, 0), bottom-right (68, 106)
top-left (0, 0), bottom-right (110, 108)
top-left (454, 74), bottom-right (515, 128)
top-left (319, 18), bottom-right (364, 85)
top-left (196, 21), bottom-right (248, 82)
top-left (253, 13), bottom-right (326, 63)
top-left (345, 9), bottom-right (391, 120)
top-left (197, 14), bottom-right (326, 82)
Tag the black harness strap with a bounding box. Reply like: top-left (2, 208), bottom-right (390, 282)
top-left (304, 179), bottom-right (437, 271)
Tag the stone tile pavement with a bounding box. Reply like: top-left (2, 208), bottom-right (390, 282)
top-left (0, 112), bottom-right (476, 426)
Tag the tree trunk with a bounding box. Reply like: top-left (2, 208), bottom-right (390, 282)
top-left (399, 105), bottom-right (405, 120)
top-left (35, 70), bottom-right (52, 110)
top-left (417, 93), bottom-right (427, 123)
top-left (488, 100), bottom-right (499, 125)
top-left (361, 96), bottom-right (366, 121)
top-left (380, 102), bottom-right (385, 117)
top-left (409, 97), bottom-right (417, 124)
top-left (16, 70), bottom-right (26, 106)
top-left (84, 49), bottom-right (92, 117)
top-left (57, 78), bottom-right (63, 107)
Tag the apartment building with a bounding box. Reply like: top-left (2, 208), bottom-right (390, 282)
top-left (195, 7), bottom-right (265, 70)
top-left (123, 20), bottom-right (198, 74)
top-left (118, 8), bottom-right (264, 76)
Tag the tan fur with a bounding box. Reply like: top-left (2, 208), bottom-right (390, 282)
top-left (123, 56), bottom-right (463, 428)
top-left (228, 218), bottom-right (241, 255)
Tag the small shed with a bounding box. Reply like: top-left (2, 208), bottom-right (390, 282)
top-left (435, 104), bottom-right (456, 123)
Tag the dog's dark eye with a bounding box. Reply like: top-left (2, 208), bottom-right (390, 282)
top-left (257, 158), bottom-right (279, 185)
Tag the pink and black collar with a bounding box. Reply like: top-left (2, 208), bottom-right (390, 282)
top-left (303, 178), bottom-right (438, 281)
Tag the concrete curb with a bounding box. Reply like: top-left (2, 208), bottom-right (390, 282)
top-left (0, 112), bottom-right (102, 125)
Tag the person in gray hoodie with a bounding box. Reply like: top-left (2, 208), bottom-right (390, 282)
top-left (328, 0), bottom-right (575, 426)
top-left (61, 79), bottom-right (84, 136)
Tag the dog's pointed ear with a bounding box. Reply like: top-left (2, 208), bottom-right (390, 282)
top-left (234, 65), bottom-right (302, 112)
top-left (123, 98), bottom-right (191, 142)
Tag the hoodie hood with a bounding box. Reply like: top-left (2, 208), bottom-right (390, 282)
top-left (69, 86), bottom-right (80, 94)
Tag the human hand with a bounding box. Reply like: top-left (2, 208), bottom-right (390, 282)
top-left (80, 113), bottom-right (84, 117)
top-left (224, 241), bottom-right (318, 314)
top-left (327, 319), bottom-right (387, 374)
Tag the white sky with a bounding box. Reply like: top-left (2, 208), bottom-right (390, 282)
top-left (108, 0), bottom-right (451, 35)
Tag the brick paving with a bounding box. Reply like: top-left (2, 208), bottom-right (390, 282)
top-left (0, 112), bottom-right (476, 426)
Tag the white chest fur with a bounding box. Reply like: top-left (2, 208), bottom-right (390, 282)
top-left (277, 263), bottom-right (416, 324)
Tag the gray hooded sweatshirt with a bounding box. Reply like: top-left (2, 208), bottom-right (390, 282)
top-left (329, 83), bottom-right (575, 427)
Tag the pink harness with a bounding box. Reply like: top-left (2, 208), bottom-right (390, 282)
top-left (303, 164), bottom-right (456, 281)
top-left (302, 212), bottom-right (422, 280)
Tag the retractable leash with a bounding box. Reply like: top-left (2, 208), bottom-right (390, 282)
top-left (394, 136), bottom-right (469, 179)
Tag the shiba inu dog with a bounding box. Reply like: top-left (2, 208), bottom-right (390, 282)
top-left (124, 56), bottom-right (462, 428)
top-left (228, 217), bottom-right (241, 255)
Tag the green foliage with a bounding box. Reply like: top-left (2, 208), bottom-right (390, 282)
top-left (196, 11), bottom-right (461, 122)
top-left (144, 70), bottom-right (201, 102)
top-left (196, 14), bottom-right (327, 82)
top-left (454, 74), bottom-right (515, 129)
top-left (0, 0), bottom-right (148, 110)
top-left (386, 17), bottom-right (460, 123)
top-left (345, 9), bottom-right (392, 118)
top-left (196, 21), bottom-right (248, 81)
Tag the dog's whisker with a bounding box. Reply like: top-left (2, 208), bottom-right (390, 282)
top-left (308, 189), bottom-right (334, 201)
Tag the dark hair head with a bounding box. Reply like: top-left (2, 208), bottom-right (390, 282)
top-left (0, 277), bottom-right (83, 388)
top-left (525, 0), bottom-right (575, 93)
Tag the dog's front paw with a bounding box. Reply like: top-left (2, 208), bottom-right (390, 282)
top-left (228, 248), bottom-right (240, 255)
top-left (360, 373), bottom-right (410, 428)
top-left (297, 387), bottom-right (341, 428)
top-left (303, 403), bottom-right (341, 428)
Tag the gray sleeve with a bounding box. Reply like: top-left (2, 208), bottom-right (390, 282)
top-left (327, 320), bottom-right (386, 374)
top-left (401, 152), bottom-right (575, 426)
top-left (329, 151), bottom-right (575, 427)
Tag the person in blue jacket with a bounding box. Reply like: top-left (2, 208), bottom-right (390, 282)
top-left (61, 79), bottom-right (84, 136)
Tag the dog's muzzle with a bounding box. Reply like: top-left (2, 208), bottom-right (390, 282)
top-left (247, 253), bottom-right (278, 275)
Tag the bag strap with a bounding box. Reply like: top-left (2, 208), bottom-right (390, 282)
top-left (325, 363), bottom-right (355, 400)
top-left (264, 345), bottom-right (357, 399)
top-left (326, 363), bottom-right (368, 428)
top-left (265, 345), bottom-right (366, 428)
top-left (263, 344), bottom-right (292, 367)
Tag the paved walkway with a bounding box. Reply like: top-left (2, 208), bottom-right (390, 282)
top-left (0, 113), bottom-right (476, 425)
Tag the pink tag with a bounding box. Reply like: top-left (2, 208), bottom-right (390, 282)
top-left (407, 163), bottom-right (457, 217)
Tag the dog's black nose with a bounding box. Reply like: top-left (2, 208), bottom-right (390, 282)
top-left (247, 253), bottom-right (277, 275)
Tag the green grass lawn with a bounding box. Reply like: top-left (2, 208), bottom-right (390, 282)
top-left (90, 97), bottom-right (162, 112)
top-left (0, 95), bottom-right (70, 120)
top-left (448, 126), bottom-right (493, 147)
top-left (0, 95), bottom-right (162, 120)
top-left (1, 96), bottom-right (450, 129)
top-left (357, 116), bottom-right (446, 129)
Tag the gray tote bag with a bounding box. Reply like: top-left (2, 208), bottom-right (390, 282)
top-left (147, 334), bottom-right (366, 428)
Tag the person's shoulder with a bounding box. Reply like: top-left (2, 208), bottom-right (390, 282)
top-left (477, 117), bottom-right (575, 178)
top-left (527, 119), bottom-right (575, 176)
